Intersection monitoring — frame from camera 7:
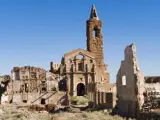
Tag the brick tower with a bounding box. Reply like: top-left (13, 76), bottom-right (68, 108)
top-left (86, 5), bottom-right (104, 68)
top-left (86, 5), bottom-right (109, 83)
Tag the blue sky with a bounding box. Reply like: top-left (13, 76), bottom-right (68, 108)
top-left (0, 0), bottom-right (160, 82)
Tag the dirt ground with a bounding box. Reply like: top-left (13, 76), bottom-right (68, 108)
top-left (0, 104), bottom-right (134, 120)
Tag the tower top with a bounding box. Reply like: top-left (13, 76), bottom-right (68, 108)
top-left (90, 4), bottom-right (99, 20)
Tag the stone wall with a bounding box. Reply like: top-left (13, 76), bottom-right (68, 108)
top-left (116, 43), bottom-right (145, 118)
top-left (94, 91), bottom-right (116, 109)
top-left (0, 66), bottom-right (63, 106)
top-left (60, 49), bottom-right (96, 96)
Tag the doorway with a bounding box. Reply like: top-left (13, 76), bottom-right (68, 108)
top-left (41, 98), bottom-right (46, 105)
top-left (23, 100), bottom-right (27, 103)
top-left (77, 83), bottom-right (85, 96)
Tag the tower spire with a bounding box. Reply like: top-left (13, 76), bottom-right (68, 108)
top-left (90, 4), bottom-right (99, 20)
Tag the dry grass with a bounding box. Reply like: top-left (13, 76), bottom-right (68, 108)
top-left (0, 104), bottom-right (136, 120)
top-left (52, 110), bottom-right (135, 120)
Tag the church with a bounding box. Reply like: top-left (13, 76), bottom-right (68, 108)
top-left (59, 5), bottom-right (110, 97)
top-left (57, 5), bottom-right (116, 107)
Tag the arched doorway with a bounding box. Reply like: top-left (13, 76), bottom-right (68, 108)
top-left (77, 83), bottom-right (85, 96)
top-left (59, 79), bottom-right (67, 91)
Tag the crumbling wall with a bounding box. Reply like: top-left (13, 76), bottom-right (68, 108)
top-left (141, 79), bottom-right (160, 115)
top-left (116, 43), bottom-right (145, 118)
top-left (0, 75), bottom-right (11, 104)
top-left (46, 71), bottom-right (60, 91)
top-left (0, 66), bottom-right (67, 106)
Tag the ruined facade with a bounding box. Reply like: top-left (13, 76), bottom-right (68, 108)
top-left (116, 43), bottom-right (160, 119)
top-left (0, 66), bottom-right (65, 105)
top-left (60, 5), bottom-right (110, 100)
top-left (95, 83), bottom-right (117, 108)
top-left (60, 49), bottom-right (97, 97)
top-left (0, 75), bottom-right (11, 104)
top-left (116, 43), bottom-right (145, 118)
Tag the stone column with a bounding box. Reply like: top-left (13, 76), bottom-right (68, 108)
top-left (85, 74), bottom-right (89, 95)
top-left (66, 74), bottom-right (70, 93)
top-left (66, 74), bottom-right (70, 106)
top-left (74, 59), bottom-right (78, 72)
top-left (72, 74), bottom-right (75, 96)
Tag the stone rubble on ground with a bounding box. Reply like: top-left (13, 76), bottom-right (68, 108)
top-left (0, 104), bottom-right (51, 120)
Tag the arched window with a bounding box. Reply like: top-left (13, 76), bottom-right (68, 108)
top-left (92, 27), bottom-right (99, 38)
top-left (93, 30), bottom-right (96, 37)
top-left (15, 72), bottom-right (20, 80)
top-left (25, 83), bottom-right (29, 92)
top-left (59, 79), bottom-right (67, 91)
top-left (78, 63), bottom-right (83, 71)
top-left (76, 54), bottom-right (84, 60)
top-left (75, 54), bottom-right (84, 71)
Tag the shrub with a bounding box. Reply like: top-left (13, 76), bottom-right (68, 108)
top-left (70, 96), bottom-right (78, 105)
top-left (76, 96), bottom-right (89, 105)
top-left (70, 96), bottom-right (89, 105)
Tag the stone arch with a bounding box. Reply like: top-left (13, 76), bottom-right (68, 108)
top-left (77, 83), bottom-right (85, 96)
top-left (75, 54), bottom-right (84, 60)
top-left (75, 54), bottom-right (85, 71)
top-left (92, 26), bottom-right (100, 38)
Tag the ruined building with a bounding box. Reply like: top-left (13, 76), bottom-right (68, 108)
top-left (60, 4), bottom-right (109, 96)
top-left (0, 5), bottom-right (116, 108)
top-left (116, 43), bottom-right (160, 119)
top-left (1, 5), bottom-right (159, 119)
top-left (116, 43), bottom-right (145, 118)
top-left (0, 66), bottom-right (65, 105)
top-left (59, 5), bottom-right (116, 108)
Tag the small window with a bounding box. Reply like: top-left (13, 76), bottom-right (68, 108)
top-left (25, 83), bottom-right (29, 92)
top-left (93, 30), bottom-right (96, 37)
top-left (23, 100), bottom-right (27, 103)
top-left (122, 75), bottom-right (126, 85)
top-left (92, 27), bottom-right (99, 38)
top-left (78, 63), bottom-right (83, 71)
top-left (15, 72), bottom-right (20, 80)
top-left (41, 98), bottom-right (46, 105)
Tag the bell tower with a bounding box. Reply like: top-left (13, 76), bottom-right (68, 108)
top-left (86, 5), bottom-right (104, 67)
top-left (86, 5), bottom-right (109, 83)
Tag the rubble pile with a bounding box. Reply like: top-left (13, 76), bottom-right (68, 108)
top-left (141, 88), bottom-right (160, 112)
top-left (29, 104), bottom-right (57, 112)
top-left (0, 104), bottom-right (51, 120)
top-left (140, 88), bottom-right (160, 119)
